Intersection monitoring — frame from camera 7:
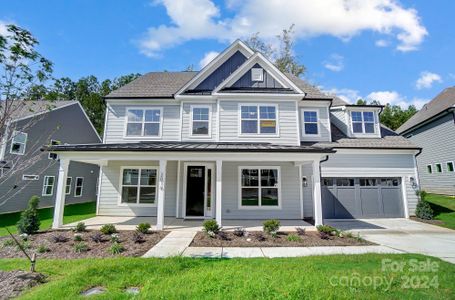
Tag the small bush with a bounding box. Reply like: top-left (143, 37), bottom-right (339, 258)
top-left (254, 232), bottom-right (266, 242)
top-left (136, 223), bottom-right (151, 234)
top-left (295, 227), bottom-right (306, 236)
top-left (17, 240), bottom-right (30, 251)
top-left (415, 200), bottom-right (434, 220)
top-left (73, 233), bottom-right (83, 242)
top-left (203, 220), bottom-right (221, 235)
top-left (52, 234), bottom-right (68, 243)
top-left (74, 242), bottom-right (88, 253)
top-left (110, 242), bottom-right (125, 255)
top-left (110, 233), bottom-right (120, 243)
top-left (74, 222), bottom-right (86, 233)
top-left (217, 231), bottom-right (230, 241)
top-left (344, 231), bottom-right (355, 239)
top-left (100, 224), bottom-right (117, 235)
top-left (37, 244), bottom-right (49, 253)
top-left (233, 227), bottom-right (246, 237)
top-left (316, 225), bottom-right (339, 236)
top-left (287, 234), bottom-right (301, 242)
top-left (91, 233), bottom-right (105, 243)
top-left (2, 239), bottom-right (15, 248)
top-left (319, 232), bottom-right (330, 240)
top-left (263, 219), bottom-right (280, 235)
top-left (132, 232), bottom-right (145, 244)
top-left (418, 190), bottom-right (428, 201)
top-left (17, 196), bottom-right (41, 235)
top-left (355, 233), bottom-right (366, 243)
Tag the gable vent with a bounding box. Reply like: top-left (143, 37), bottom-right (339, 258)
top-left (251, 68), bottom-right (264, 82)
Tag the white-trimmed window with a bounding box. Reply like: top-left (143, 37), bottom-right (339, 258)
top-left (435, 163), bottom-right (442, 173)
top-left (74, 177), bottom-right (84, 197)
top-left (351, 111), bottom-right (375, 134)
top-left (48, 140), bottom-right (59, 160)
top-left (191, 105), bottom-right (210, 136)
top-left (10, 131), bottom-right (27, 155)
top-left (22, 175), bottom-right (39, 181)
top-left (447, 161), bottom-right (454, 172)
top-left (239, 167), bottom-right (280, 208)
top-left (240, 104), bottom-right (277, 135)
top-left (42, 176), bottom-right (55, 196)
top-left (302, 110), bottom-right (319, 136)
top-left (125, 108), bottom-right (162, 137)
top-left (120, 167), bottom-right (157, 205)
top-left (427, 164), bottom-right (433, 174)
top-left (66, 177), bottom-right (72, 195)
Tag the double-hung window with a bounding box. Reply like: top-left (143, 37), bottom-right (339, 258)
top-left (240, 105), bottom-right (277, 135)
top-left (121, 167), bottom-right (157, 205)
top-left (66, 177), bottom-right (72, 195)
top-left (447, 162), bottom-right (454, 172)
top-left (125, 108), bottom-right (162, 137)
top-left (240, 167), bottom-right (280, 208)
top-left (10, 131), bottom-right (27, 155)
top-left (74, 177), bottom-right (84, 197)
top-left (191, 106), bottom-right (210, 136)
top-left (42, 176), bottom-right (55, 196)
top-left (302, 110), bottom-right (319, 135)
top-left (351, 111), bottom-right (375, 134)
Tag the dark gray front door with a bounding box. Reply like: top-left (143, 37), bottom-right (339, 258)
top-left (186, 166), bottom-right (205, 217)
top-left (322, 177), bottom-right (403, 219)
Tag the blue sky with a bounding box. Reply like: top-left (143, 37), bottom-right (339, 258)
top-left (1, 0), bottom-right (454, 108)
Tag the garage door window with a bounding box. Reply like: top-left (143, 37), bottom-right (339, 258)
top-left (336, 178), bottom-right (354, 186)
top-left (360, 178), bottom-right (377, 186)
top-left (380, 178), bottom-right (400, 186)
top-left (322, 178), bottom-right (334, 186)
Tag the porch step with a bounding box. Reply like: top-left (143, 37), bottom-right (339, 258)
top-left (142, 231), bottom-right (197, 258)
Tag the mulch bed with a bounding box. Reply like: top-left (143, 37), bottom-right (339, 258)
top-left (0, 230), bottom-right (168, 259)
top-left (0, 270), bottom-right (46, 300)
top-left (410, 216), bottom-right (444, 226)
top-left (190, 231), bottom-right (374, 247)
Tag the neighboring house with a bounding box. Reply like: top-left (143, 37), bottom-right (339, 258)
top-left (48, 40), bottom-right (421, 229)
top-left (0, 100), bottom-right (101, 213)
top-left (397, 87), bottom-right (455, 195)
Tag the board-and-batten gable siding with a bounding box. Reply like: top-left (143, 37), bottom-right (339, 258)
top-left (330, 110), bottom-right (349, 135)
top-left (230, 63), bottom-right (284, 89)
top-left (104, 103), bottom-right (181, 143)
top-left (221, 161), bottom-right (301, 219)
top-left (97, 160), bottom-right (177, 217)
top-left (194, 50), bottom-right (247, 91)
top-left (218, 100), bottom-right (299, 145)
top-left (408, 113), bottom-right (455, 195)
top-left (299, 106), bottom-right (331, 142)
top-left (181, 102), bottom-right (217, 141)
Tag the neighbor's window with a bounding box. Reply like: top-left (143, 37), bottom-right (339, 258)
top-left (427, 165), bottom-right (433, 174)
top-left (22, 175), bottom-right (39, 181)
top-left (240, 105), bottom-right (277, 135)
top-left (10, 131), bottom-right (27, 155)
top-left (121, 168), bottom-right (157, 205)
top-left (126, 108), bottom-right (162, 137)
top-left (66, 177), bottom-right (72, 195)
top-left (42, 176), bottom-right (55, 196)
top-left (351, 111), bottom-right (375, 134)
top-left (302, 110), bottom-right (319, 135)
top-left (74, 177), bottom-right (84, 197)
top-left (447, 162), bottom-right (454, 172)
top-left (191, 106), bottom-right (210, 136)
top-left (435, 163), bottom-right (442, 173)
top-left (240, 167), bottom-right (280, 207)
top-left (48, 140), bottom-right (59, 160)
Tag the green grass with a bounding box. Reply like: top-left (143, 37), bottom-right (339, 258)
top-left (0, 202), bottom-right (96, 237)
top-left (425, 194), bottom-right (455, 230)
top-left (0, 254), bottom-right (453, 299)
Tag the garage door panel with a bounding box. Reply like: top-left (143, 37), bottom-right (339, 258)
top-left (360, 189), bottom-right (381, 217)
top-left (381, 189), bottom-right (402, 217)
top-left (321, 187), bottom-right (335, 219)
top-left (335, 189), bottom-right (356, 218)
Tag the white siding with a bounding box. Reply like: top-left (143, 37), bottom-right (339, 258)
top-left (181, 103), bottom-right (218, 141)
top-left (302, 164), bottom-right (314, 218)
top-left (330, 109), bottom-right (348, 135)
top-left (299, 106), bottom-right (331, 142)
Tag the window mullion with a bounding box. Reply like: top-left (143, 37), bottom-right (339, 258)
top-left (137, 168), bottom-right (141, 204)
top-left (258, 168), bottom-right (262, 207)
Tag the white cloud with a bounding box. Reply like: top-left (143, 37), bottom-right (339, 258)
top-left (0, 20), bottom-right (9, 36)
top-left (375, 39), bottom-right (389, 47)
top-left (139, 0), bottom-right (428, 56)
top-left (415, 71), bottom-right (442, 89)
top-left (199, 51), bottom-right (219, 68)
top-left (323, 54), bottom-right (344, 72)
top-left (366, 90), bottom-right (426, 108)
top-left (324, 88), bottom-right (361, 104)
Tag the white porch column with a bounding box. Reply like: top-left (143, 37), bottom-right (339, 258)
top-left (52, 159), bottom-right (70, 229)
top-left (312, 159), bottom-right (323, 226)
top-left (156, 159), bottom-right (167, 230)
top-left (216, 159), bottom-right (222, 226)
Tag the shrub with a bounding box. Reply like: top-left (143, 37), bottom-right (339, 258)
top-left (110, 233), bottom-right (120, 243)
top-left (202, 220), bottom-right (221, 235)
top-left (319, 232), bottom-right (330, 240)
top-left (132, 232), bottom-right (145, 244)
top-left (263, 219), bottom-right (280, 235)
top-left (74, 242), bottom-right (88, 253)
top-left (16, 240), bottom-right (30, 251)
top-left (295, 227), bottom-right (306, 236)
top-left (136, 223), bottom-right (151, 234)
top-left (37, 244), bottom-right (49, 253)
top-left (73, 233), bottom-right (83, 242)
top-left (17, 196), bottom-right (41, 234)
top-left (217, 231), bottom-right (230, 241)
top-left (254, 232), bottom-right (266, 242)
top-left (74, 222), bottom-right (86, 233)
top-left (52, 234), bottom-right (68, 243)
top-left (110, 242), bottom-right (125, 255)
top-left (316, 225), bottom-right (339, 236)
top-left (2, 239), bottom-right (15, 248)
top-left (417, 190), bottom-right (428, 201)
top-left (233, 227), bottom-right (246, 237)
top-left (287, 234), bottom-right (301, 242)
top-left (100, 224), bottom-right (117, 235)
top-left (91, 233), bottom-right (105, 243)
top-left (415, 200), bottom-right (434, 220)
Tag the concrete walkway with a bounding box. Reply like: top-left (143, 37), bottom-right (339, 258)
top-left (143, 231), bottom-right (197, 258)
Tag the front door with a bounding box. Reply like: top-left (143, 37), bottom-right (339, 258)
top-left (185, 166), bottom-right (206, 217)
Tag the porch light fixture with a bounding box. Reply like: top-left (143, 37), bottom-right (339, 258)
top-left (302, 176), bottom-right (308, 187)
top-left (410, 177), bottom-right (417, 189)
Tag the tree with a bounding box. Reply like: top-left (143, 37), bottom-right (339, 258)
top-left (17, 195), bottom-right (41, 234)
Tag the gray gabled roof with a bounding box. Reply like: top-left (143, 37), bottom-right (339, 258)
top-left (0, 100), bottom-right (78, 121)
top-left (283, 73), bottom-right (332, 100)
top-left (397, 87), bottom-right (455, 134)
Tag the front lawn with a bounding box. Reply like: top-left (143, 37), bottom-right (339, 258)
top-left (425, 193), bottom-right (455, 230)
top-left (0, 254), bottom-right (453, 299)
top-left (0, 202), bottom-right (96, 237)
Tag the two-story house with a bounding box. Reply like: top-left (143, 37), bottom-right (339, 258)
top-left (48, 40), bottom-right (421, 230)
top-left (0, 100), bottom-right (101, 213)
top-left (397, 87), bottom-right (455, 195)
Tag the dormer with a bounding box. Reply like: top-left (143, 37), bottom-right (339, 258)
top-left (331, 104), bottom-right (383, 138)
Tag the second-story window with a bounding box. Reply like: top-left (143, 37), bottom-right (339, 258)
top-left (191, 106), bottom-right (210, 136)
top-left (351, 111), bottom-right (375, 134)
top-left (240, 105), bottom-right (277, 135)
top-left (302, 110), bottom-right (319, 135)
top-left (126, 108), bottom-right (162, 137)
top-left (10, 131), bottom-right (27, 155)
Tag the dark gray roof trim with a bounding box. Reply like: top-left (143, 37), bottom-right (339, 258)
top-left (45, 142), bottom-right (335, 153)
top-left (219, 87), bottom-right (296, 94)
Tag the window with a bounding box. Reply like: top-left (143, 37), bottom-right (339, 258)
top-left (447, 162), bottom-right (454, 172)
top-left (302, 110), bottom-right (319, 135)
top-left (66, 177), bottom-right (72, 195)
top-left (191, 106), bottom-right (210, 136)
top-left (22, 175), bottom-right (39, 181)
top-left (120, 168), bottom-right (157, 205)
top-left (74, 177), bottom-right (84, 197)
top-left (351, 111), bottom-right (375, 134)
top-left (360, 178), bottom-right (377, 186)
top-left (125, 108), bottom-right (161, 137)
top-left (380, 178), bottom-right (400, 186)
top-left (48, 140), bottom-right (59, 160)
top-left (435, 163), bottom-right (442, 173)
top-left (322, 178), bottom-right (334, 186)
top-left (427, 165), bottom-right (433, 174)
top-left (240, 167), bottom-right (280, 208)
top-left (336, 178), bottom-right (355, 186)
top-left (240, 105), bottom-right (277, 135)
top-left (42, 176), bottom-right (55, 196)
top-left (10, 131), bottom-right (27, 155)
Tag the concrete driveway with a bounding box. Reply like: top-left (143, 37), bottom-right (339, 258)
top-left (325, 218), bottom-right (455, 264)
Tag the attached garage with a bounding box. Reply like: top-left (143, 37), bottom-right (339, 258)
top-left (321, 177), bottom-right (404, 219)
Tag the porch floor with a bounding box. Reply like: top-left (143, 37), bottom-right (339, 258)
top-left (63, 216), bottom-right (315, 232)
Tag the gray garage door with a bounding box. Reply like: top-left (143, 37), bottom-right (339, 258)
top-left (322, 177), bottom-right (404, 219)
